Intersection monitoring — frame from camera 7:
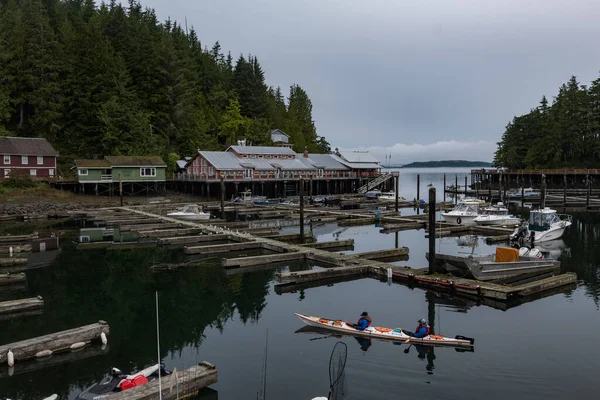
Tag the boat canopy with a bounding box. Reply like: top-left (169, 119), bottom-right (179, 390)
top-left (452, 203), bottom-right (479, 213)
top-left (529, 208), bottom-right (559, 231)
top-left (181, 204), bottom-right (201, 214)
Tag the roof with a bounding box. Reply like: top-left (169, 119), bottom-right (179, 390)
top-left (0, 137), bottom-right (58, 156)
top-left (199, 151), bottom-right (245, 170)
top-left (75, 159), bottom-right (111, 168)
top-left (270, 129), bottom-right (290, 138)
top-left (176, 160), bottom-right (188, 169)
top-left (331, 154), bottom-right (381, 169)
top-left (338, 151), bottom-right (379, 164)
top-left (297, 153), bottom-right (350, 170)
top-left (104, 156), bottom-right (166, 167)
top-left (198, 151), bottom-right (315, 171)
top-left (227, 145), bottom-right (296, 156)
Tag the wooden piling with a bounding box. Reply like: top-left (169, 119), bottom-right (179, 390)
top-left (0, 321), bottom-right (110, 364)
top-left (184, 242), bottom-right (263, 255)
top-left (395, 174), bottom-right (399, 212)
top-left (220, 177), bottom-right (225, 219)
top-left (586, 175), bottom-right (591, 208)
top-left (428, 187), bottom-right (436, 274)
top-left (300, 178), bottom-right (305, 243)
top-left (563, 174), bottom-right (567, 207)
top-left (455, 175), bottom-right (458, 204)
top-left (541, 175), bottom-right (546, 209)
top-left (443, 174), bottom-right (446, 200)
top-left (417, 174), bottom-right (420, 200)
top-left (0, 296), bottom-right (44, 317)
top-left (119, 176), bottom-right (123, 206)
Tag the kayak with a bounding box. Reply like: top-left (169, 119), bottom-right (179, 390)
top-left (295, 313), bottom-right (474, 348)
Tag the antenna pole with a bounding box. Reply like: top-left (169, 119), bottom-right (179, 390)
top-left (156, 292), bottom-right (162, 400)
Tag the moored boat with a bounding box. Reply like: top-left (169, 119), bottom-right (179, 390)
top-left (440, 199), bottom-right (482, 225)
top-left (364, 189), bottom-right (382, 200)
top-left (167, 204), bottom-right (211, 221)
top-left (294, 313), bottom-right (474, 348)
top-left (473, 202), bottom-right (519, 226)
top-left (509, 207), bottom-right (572, 243)
top-left (378, 190), bottom-right (405, 202)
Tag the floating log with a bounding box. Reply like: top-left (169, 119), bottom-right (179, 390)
top-left (0, 320), bottom-right (110, 364)
top-left (0, 296), bottom-right (44, 316)
top-left (0, 257), bottom-right (27, 266)
top-left (354, 247), bottom-right (409, 261)
top-left (106, 362), bottom-right (217, 400)
top-left (184, 242), bottom-right (264, 255)
top-left (0, 245), bottom-right (32, 254)
top-left (262, 232), bottom-right (314, 242)
top-left (138, 228), bottom-right (204, 238)
top-left (222, 252), bottom-right (306, 268)
top-left (157, 234), bottom-right (229, 246)
top-left (301, 239), bottom-right (355, 250)
top-left (0, 273), bottom-right (26, 286)
top-left (337, 217), bottom-right (379, 227)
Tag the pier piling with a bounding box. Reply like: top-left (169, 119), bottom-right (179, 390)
top-left (220, 177), bottom-right (225, 219)
top-left (417, 174), bottom-right (420, 201)
top-left (428, 187), bottom-right (436, 274)
top-left (300, 179), bottom-right (305, 244)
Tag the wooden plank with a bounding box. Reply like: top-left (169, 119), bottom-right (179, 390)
top-left (262, 232), bottom-right (314, 242)
top-left (106, 362), bottom-right (217, 400)
top-left (0, 273), bottom-right (26, 286)
top-left (511, 272), bottom-right (577, 297)
top-left (275, 266), bottom-right (369, 284)
top-left (337, 217), bottom-right (379, 227)
top-left (354, 247), bottom-right (409, 260)
top-left (222, 252), bottom-right (306, 268)
top-left (300, 239), bottom-right (355, 249)
top-left (0, 320), bottom-right (110, 363)
top-left (184, 242), bottom-right (264, 255)
top-left (138, 228), bottom-right (204, 238)
top-left (0, 296), bottom-right (44, 316)
top-left (157, 234), bottom-right (229, 246)
top-left (0, 257), bottom-right (27, 266)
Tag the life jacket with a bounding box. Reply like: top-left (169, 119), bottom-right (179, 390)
top-left (120, 375), bottom-right (149, 391)
top-left (358, 316), bottom-right (372, 327)
top-left (414, 324), bottom-right (431, 336)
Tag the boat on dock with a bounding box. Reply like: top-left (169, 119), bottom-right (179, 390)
top-left (364, 189), bottom-right (382, 200)
top-left (378, 190), bottom-right (405, 202)
top-left (294, 313), bottom-right (474, 348)
top-left (473, 202), bottom-right (519, 226)
top-left (440, 199), bottom-right (482, 225)
top-left (167, 204), bottom-right (211, 221)
top-left (509, 207), bottom-right (573, 243)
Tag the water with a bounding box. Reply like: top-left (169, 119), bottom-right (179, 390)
top-left (386, 167), bottom-right (473, 202)
top-left (1, 168), bottom-right (599, 399)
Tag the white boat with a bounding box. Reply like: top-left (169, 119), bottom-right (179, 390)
top-left (231, 189), bottom-right (267, 204)
top-left (166, 204), bottom-right (211, 221)
top-left (509, 207), bottom-right (572, 243)
top-left (473, 202), bottom-right (520, 226)
top-left (364, 189), bottom-right (382, 200)
top-left (378, 190), bottom-right (405, 202)
top-left (440, 200), bottom-right (482, 225)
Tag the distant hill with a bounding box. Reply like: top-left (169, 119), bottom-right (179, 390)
top-left (399, 160), bottom-right (492, 168)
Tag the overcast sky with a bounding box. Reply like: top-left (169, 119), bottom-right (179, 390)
top-left (141, 0), bottom-right (600, 164)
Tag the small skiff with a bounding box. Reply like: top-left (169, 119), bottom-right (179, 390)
top-left (294, 313), bottom-right (474, 348)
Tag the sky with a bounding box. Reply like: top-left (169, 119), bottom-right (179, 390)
top-left (140, 0), bottom-right (600, 164)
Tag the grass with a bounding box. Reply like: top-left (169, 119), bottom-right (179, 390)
top-left (0, 176), bottom-right (72, 202)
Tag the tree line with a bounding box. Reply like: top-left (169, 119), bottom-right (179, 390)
top-left (0, 0), bottom-right (330, 171)
top-left (494, 73), bottom-right (600, 169)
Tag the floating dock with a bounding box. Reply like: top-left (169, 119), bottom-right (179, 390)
top-left (0, 296), bottom-right (44, 320)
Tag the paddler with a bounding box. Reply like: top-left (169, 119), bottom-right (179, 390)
top-left (411, 318), bottom-right (431, 338)
top-left (354, 312), bottom-right (372, 330)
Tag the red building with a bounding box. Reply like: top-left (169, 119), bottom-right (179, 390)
top-left (0, 137), bottom-right (59, 180)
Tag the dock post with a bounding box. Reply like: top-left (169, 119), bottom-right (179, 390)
top-left (119, 176), bottom-right (123, 206)
top-left (521, 185), bottom-right (525, 210)
top-left (428, 187), bottom-right (436, 274)
top-left (417, 174), bottom-right (420, 201)
top-left (299, 178), bottom-right (305, 243)
top-left (443, 174), bottom-right (446, 202)
top-left (586, 175), bottom-right (590, 208)
top-left (464, 176), bottom-right (468, 197)
top-left (563, 175), bottom-right (567, 207)
top-left (454, 175), bottom-right (458, 204)
top-left (395, 174), bottom-right (399, 212)
top-left (309, 176), bottom-right (313, 202)
top-left (541, 175), bottom-right (546, 209)
top-left (220, 177), bottom-right (225, 219)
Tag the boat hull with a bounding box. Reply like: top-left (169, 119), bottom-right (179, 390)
top-left (294, 313), bottom-right (473, 347)
top-left (474, 217), bottom-right (520, 226)
top-left (533, 225), bottom-right (568, 242)
top-left (440, 213), bottom-right (478, 225)
top-left (465, 257), bottom-right (560, 281)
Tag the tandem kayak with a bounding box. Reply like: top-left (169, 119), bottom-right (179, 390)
top-left (294, 313), bottom-right (474, 348)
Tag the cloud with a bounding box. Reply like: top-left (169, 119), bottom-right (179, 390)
top-left (341, 140), bottom-right (496, 165)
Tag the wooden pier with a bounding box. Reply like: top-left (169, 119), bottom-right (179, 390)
top-left (0, 320), bottom-right (110, 364)
top-left (0, 273), bottom-right (26, 286)
top-left (0, 296), bottom-right (44, 319)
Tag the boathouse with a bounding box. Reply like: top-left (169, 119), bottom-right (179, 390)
top-left (332, 151), bottom-right (382, 177)
top-left (74, 156), bottom-right (166, 195)
top-left (0, 137), bottom-right (58, 181)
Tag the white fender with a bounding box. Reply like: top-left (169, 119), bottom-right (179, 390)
top-left (7, 349), bottom-right (14, 367)
top-left (42, 395), bottom-right (58, 400)
top-left (70, 342), bottom-right (86, 350)
top-left (36, 350), bottom-right (53, 358)
top-left (100, 331), bottom-right (108, 345)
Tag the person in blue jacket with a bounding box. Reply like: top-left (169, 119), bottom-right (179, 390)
top-left (354, 312), bottom-right (372, 330)
top-left (412, 318), bottom-right (431, 338)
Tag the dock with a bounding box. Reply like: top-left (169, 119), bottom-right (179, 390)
top-left (106, 362), bottom-right (217, 400)
top-left (0, 273), bottom-right (26, 286)
top-left (0, 320), bottom-right (110, 364)
top-left (0, 296), bottom-right (44, 319)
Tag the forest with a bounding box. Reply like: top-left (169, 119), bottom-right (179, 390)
top-left (0, 0), bottom-right (330, 171)
top-left (494, 74), bottom-right (600, 169)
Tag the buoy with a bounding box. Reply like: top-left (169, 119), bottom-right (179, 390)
top-left (7, 349), bottom-right (14, 367)
top-left (9, 246), bottom-right (13, 256)
top-left (100, 331), bottom-right (108, 345)
top-left (387, 267), bottom-right (392, 278)
top-left (36, 349), bottom-right (53, 358)
top-left (42, 395), bottom-right (58, 400)
top-left (70, 342), bottom-right (86, 350)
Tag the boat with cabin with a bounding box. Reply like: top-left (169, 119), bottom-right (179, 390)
top-left (473, 202), bottom-right (519, 226)
top-left (364, 189), bottom-right (382, 200)
top-left (378, 190), bottom-right (405, 202)
top-left (167, 204), bottom-right (211, 221)
top-left (440, 199), bottom-right (482, 225)
top-left (509, 207), bottom-right (572, 243)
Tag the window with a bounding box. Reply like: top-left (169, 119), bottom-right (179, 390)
top-left (21, 156), bottom-right (28, 165)
top-left (140, 167), bottom-right (156, 177)
top-left (242, 154), bottom-right (248, 158)
top-left (78, 169), bottom-right (88, 176)
top-left (30, 169), bottom-right (37, 176)
top-left (3, 155), bottom-right (9, 164)
top-left (4, 169), bottom-right (10, 177)
top-left (258, 155), bottom-right (264, 158)
top-left (79, 236), bottom-right (90, 243)
top-left (208, 167), bottom-right (214, 176)
top-left (49, 169), bottom-right (54, 176)
top-left (37, 156), bottom-right (43, 165)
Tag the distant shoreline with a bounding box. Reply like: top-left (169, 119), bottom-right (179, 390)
top-left (383, 160), bottom-right (492, 169)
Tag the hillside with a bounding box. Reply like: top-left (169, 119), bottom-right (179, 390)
top-left (399, 160), bottom-right (492, 168)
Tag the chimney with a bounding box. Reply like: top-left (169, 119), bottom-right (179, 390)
top-left (303, 146), bottom-right (309, 158)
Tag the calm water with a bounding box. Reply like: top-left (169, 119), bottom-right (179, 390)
top-left (1, 168), bottom-right (600, 400)
top-left (386, 167), bottom-right (472, 202)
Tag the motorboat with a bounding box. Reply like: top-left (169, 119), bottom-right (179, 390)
top-left (167, 204), bottom-right (211, 221)
top-left (364, 189), bottom-right (382, 200)
top-left (509, 207), bottom-right (572, 243)
top-left (231, 189), bottom-right (267, 204)
top-left (507, 187), bottom-right (540, 198)
top-left (440, 199), bottom-right (482, 225)
top-left (378, 190), bottom-right (405, 202)
top-left (76, 363), bottom-right (171, 400)
top-left (473, 202), bottom-right (520, 226)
